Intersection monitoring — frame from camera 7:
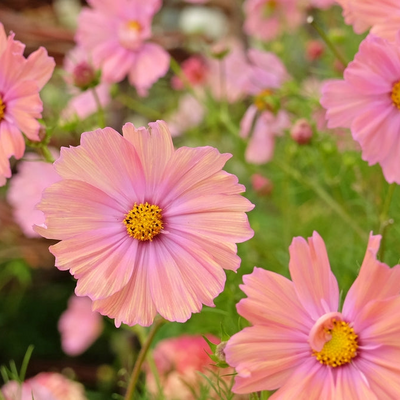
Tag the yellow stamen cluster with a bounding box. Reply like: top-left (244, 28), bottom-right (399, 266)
top-left (391, 81), bottom-right (400, 110)
top-left (123, 202), bottom-right (163, 241)
top-left (263, 0), bottom-right (277, 16)
top-left (127, 20), bottom-right (142, 32)
top-left (312, 319), bottom-right (358, 368)
top-left (254, 89), bottom-right (273, 111)
top-left (0, 97), bottom-right (6, 121)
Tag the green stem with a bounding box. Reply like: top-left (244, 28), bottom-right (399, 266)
top-left (91, 87), bottom-right (105, 128)
top-left (378, 183), bottom-right (396, 260)
top-left (124, 317), bottom-right (165, 400)
top-left (274, 159), bottom-right (366, 240)
top-left (307, 16), bottom-right (348, 67)
top-left (40, 145), bottom-right (54, 163)
top-left (116, 93), bottom-right (162, 120)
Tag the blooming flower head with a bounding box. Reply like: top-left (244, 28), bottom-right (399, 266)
top-left (243, 0), bottom-right (303, 42)
top-left (240, 49), bottom-right (290, 164)
top-left (0, 23), bottom-right (55, 186)
top-left (76, 0), bottom-right (170, 96)
top-left (336, 0), bottom-right (400, 41)
top-left (7, 152), bottom-right (61, 238)
top-left (321, 34), bottom-right (400, 184)
top-left (1, 372), bottom-right (87, 400)
top-left (35, 121), bottom-right (254, 327)
top-left (58, 295), bottom-right (103, 356)
top-left (225, 231), bottom-right (400, 398)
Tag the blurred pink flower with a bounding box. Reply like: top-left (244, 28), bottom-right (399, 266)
top-left (58, 295), bottom-right (103, 356)
top-left (243, 0), bottom-right (303, 42)
top-left (225, 232), bottom-right (400, 397)
top-left (171, 56), bottom-right (208, 91)
top-left (251, 173), bottom-right (273, 196)
top-left (35, 121), bottom-right (254, 327)
top-left (167, 94), bottom-right (205, 137)
top-left (1, 372), bottom-right (87, 400)
top-left (0, 23), bottom-right (55, 186)
top-left (308, 0), bottom-right (335, 9)
top-left (7, 152), bottom-right (61, 238)
top-left (62, 46), bottom-right (111, 121)
top-left (290, 118), bottom-right (313, 145)
top-left (76, 0), bottom-right (170, 96)
top-left (336, 0), bottom-right (400, 41)
top-left (321, 34), bottom-right (400, 183)
top-left (147, 335), bottom-right (245, 400)
top-left (240, 49), bottom-right (290, 164)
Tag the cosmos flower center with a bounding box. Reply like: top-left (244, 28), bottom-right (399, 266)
top-left (391, 81), bottom-right (400, 110)
top-left (263, 0), bottom-right (277, 17)
top-left (0, 96), bottom-right (6, 121)
top-left (312, 319), bottom-right (358, 367)
top-left (118, 20), bottom-right (143, 50)
top-left (254, 89), bottom-right (275, 111)
top-left (123, 202), bottom-right (163, 241)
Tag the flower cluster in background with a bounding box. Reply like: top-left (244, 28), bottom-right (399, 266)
top-left (1, 0), bottom-right (400, 399)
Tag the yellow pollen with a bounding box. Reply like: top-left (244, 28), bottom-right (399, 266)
top-left (123, 202), bottom-right (163, 241)
top-left (312, 319), bottom-right (358, 368)
top-left (391, 81), bottom-right (400, 110)
top-left (0, 97), bottom-right (5, 121)
top-left (126, 20), bottom-right (142, 32)
top-left (254, 89), bottom-right (273, 111)
top-left (263, 0), bottom-right (277, 16)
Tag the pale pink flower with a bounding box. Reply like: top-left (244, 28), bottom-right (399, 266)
top-left (0, 23), bottom-right (55, 186)
top-left (147, 335), bottom-right (245, 400)
top-left (336, 0), bottom-right (400, 41)
top-left (7, 152), bottom-right (61, 238)
top-left (320, 34), bottom-right (400, 184)
top-left (35, 121), bottom-right (254, 327)
top-left (243, 0), bottom-right (303, 42)
top-left (76, 0), bottom-right (170, 96)
top-left (1, 372), bottom-right (87, 400)
top-left (62, 46), bottom-right (111, 122)
top-left (225, 232), bottom-right (400, 397)
top-left (308, 0), bottom-right (335, 10)
top-left (240, 49), bottom-right (290, 164)
top-left (58, 295), bottom-right (103, 356)
top-left (167, 94), bottom-right (205, 137)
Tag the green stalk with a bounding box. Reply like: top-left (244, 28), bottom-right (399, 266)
top-left (378, 183), bottom-right (396, 260)
top-left (91, 87), bottom-right (106, 128)
top-left (124, 317), bottom-right (165, 400)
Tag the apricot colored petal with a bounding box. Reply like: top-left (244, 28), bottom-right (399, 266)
top-left (335, 365), bottom-right (377, 400)
top-left (353, 296), bottom-right (400, 345)
top-left (54, 128), bottom-right (145, 206)
top-left (122, 120), bottom-right (173, 197)
top-left (156, 146), bottom-right (232, 206)
top-left (343, 233), bottom-right (400, 321)
top-left (129, 43), bottom-right (170, 96)
top-left (226, 325), bottom-right (309, 393)
top-left (22, 47), bottom-right (55, 89)
top-left (289, 232), bottom-right (339, 320)
top-left (101, 47), bottom-right (135, 83)
top-left (93, 244), bottom-right (157, 327)
top-left (37, 179), bottom-right (126, 240)
top-left (0, 120), bottom-right (25, 159)
top-left (237, 267), bottom-right (313, 332)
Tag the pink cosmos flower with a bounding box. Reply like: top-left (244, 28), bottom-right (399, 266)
top-left (240, 49), bottom-right (290, 164)
top-left (171, 56), bottom-right (208, 91)
top-left (336, 0), bottom-right (400, 41)
top-left (243, 0), bottom-right (303, 42)
top-left (1, 372), bottom-right (87, 400)
top-left (76, 0), bottom-right (170, 96)
top-left (147, 335), bottom-right (246, 400)
top-left (320, 34), bottom-right (400, 184)
top-left (35, 121), bottom-right (254, 327)
top-left (7, 152), bottom-right (61, 238)
top-left (0, 23), bottom-right (55, 186)
top-left (58, 295), bottom-right (103, 356)
top-left (62, 46), bottom-right (111, 122)
top-left (225, 231), bottom-right (400, 398)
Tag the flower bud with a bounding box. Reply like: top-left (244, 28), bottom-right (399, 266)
top-left (72, 62), bottom-right (98, 90)
top-left (290, 118), bottom-right (313, 145)
top-left (251, 173), bottom-right (273, 196)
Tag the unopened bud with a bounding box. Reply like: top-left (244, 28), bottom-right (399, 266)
top-left (251, 174), bottom-right (273, 196)
top-left (290, 119), bottom-right (313, 145)
top-left (215, 341), bottom-right (227, 363)
top-left (72, 62), bottom-right (97, 90)
top-left (306, 40), bottom-right (324, 61)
